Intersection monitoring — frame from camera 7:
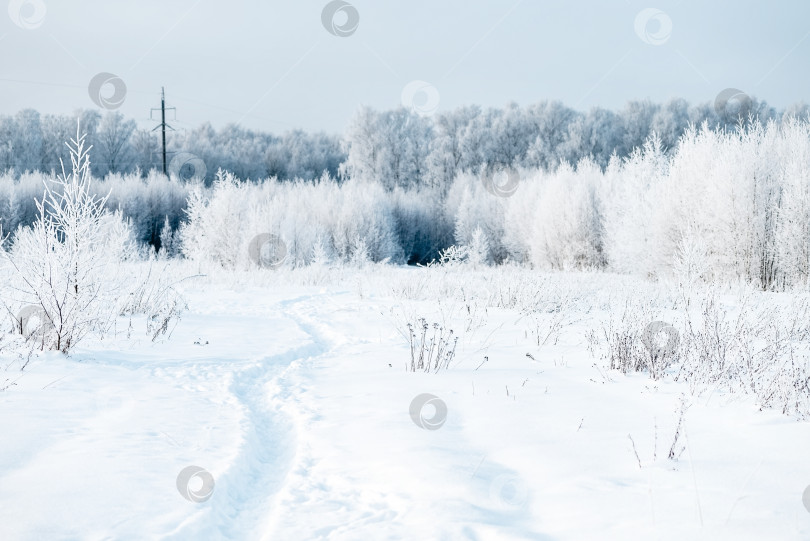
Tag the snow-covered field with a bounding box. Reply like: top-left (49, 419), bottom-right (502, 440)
top-left (1, 265), bottom-right (809, 540)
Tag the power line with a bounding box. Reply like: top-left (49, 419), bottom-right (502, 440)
top-left (150, 87), bottom-right (176, 175)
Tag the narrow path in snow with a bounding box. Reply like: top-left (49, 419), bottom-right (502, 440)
top-left (252, 292), bottom-right (552, 540)
top-left (255, 292), bottom-right (388, 539)
top-left (166, 293), bottom-right (336, 539)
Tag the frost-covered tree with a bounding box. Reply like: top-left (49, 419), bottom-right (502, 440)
top-left (40, 113), bottom-right (75, 175)
top-left (180, 170), bottom-right (247, 268)
top-left (524, 100), bottom-right (578, 171)
top-left (94, 112), bottom-right (136, 176)
top-left (340, 107), bottom-right (432, 189)
top-left (11, 110), bottom-right (43, 173)
top-left (158, 215), bottom-right (180, 258)
top-left (466, 226), bottom-right (490, 268)
top-left (485, 102), bottom-right (537, 168)
top-left (5, 124), bottom-right (133, 351)
top-left (450, 174), bottom-right (508, 263)
top-left (130, 128), bottom-right (160, 175)
top-left (650, 98), bottom-right (691, 151)
top-left (559, 107), bottom-right (623, 168)
top-left (621, 100), bottom-right (660, 156)
top-left (524, 160), bottom-right (605, 270)
top-left (425, 105), bottom-right (481, 188)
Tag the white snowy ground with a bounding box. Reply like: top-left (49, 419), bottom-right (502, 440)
top-left (1, 267), bottom-right (809, 540)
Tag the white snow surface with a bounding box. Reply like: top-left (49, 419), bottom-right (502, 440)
top-left (1, 269), bottom-right (809, 540)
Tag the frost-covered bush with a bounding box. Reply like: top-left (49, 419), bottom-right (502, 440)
top-left (675, 291), bottom-right (810, 417)
top-left (3, 126), bottom-right (136, 352)
top-left (180, 172), bottom-right (403, 269)
top-left (590, 295), bottom-right (677, 379)
top-left (588, 283), bottom-right (810, 417)
top-left (501, 160), bottom-right (605, 270)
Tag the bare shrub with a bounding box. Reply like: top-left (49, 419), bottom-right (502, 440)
top-left (593, 297), bottom-right (678, 379)
top-left (676, 291), bottom-right (810, 417)
top-left (405, 318), bottom-right (458, 373)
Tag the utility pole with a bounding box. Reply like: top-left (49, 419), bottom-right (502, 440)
top-left (150, 87), bottom-right (175, 175)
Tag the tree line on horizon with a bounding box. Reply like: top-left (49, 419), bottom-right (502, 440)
top-left (0, 95), bottom-right (805, 185)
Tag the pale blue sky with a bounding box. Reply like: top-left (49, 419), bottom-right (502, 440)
top-left (0, 0), bottom-right (807, 133)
